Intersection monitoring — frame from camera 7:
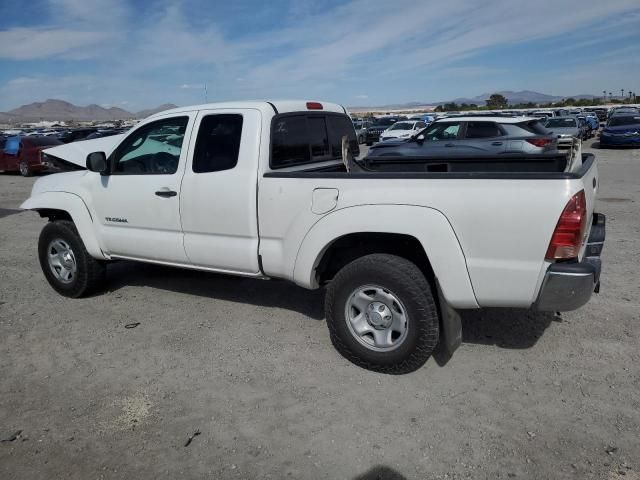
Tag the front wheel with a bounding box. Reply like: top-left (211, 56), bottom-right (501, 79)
top-left (38, 220), bottom-right (106, 298)
top-left (19, 161), bottom-right (32, 177)
top-left (325, 254), bottom-right (439, 374)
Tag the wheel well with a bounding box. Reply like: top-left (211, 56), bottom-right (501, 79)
top-left (36, 209), bottom-right (73, 222)
top-left (316, 232), bottom-right (434, 285)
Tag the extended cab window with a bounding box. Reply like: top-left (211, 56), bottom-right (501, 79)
top-left (271, 113), bottom-right (359, 169)
top-left (111, 117), bottom-right (188, 175)
top-left (193, 114), bottom-right (243, 173)
top-left (465, 122), bottom-right (502, 138)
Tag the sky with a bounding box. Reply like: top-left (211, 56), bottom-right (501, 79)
top-left (0, 0), bottom-right (639, 112)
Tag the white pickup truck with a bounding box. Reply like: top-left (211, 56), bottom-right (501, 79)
top-left (21, 100), bottom-right (605, 374)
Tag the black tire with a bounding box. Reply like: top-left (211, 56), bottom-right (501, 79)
top-left (365, 142), bottom-right (372, 146)
top-left (38, 220), bottom-right (106, 298)
top-left (325, 254), bottom-right (439, 374)
top-left (19, 161), bottom-right (32, 177)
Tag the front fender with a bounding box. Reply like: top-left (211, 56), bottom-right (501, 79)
top-left (21, 191), bottom-right (107, 260)
top-left (293, 204), bottom-right (479, 309)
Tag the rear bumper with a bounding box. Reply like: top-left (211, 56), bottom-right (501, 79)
top-left (534, 213), bottom-right (605, 312)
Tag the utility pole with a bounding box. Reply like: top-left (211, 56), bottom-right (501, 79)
top-left (204, 84), bottom-right (208, 103)
top-left (621, 88), bottom-right (624, 100)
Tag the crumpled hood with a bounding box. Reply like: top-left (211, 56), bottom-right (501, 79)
top-left (43, 134), bottom-right (125, 167)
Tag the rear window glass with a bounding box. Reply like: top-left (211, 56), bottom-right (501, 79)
top-left (546, 118), bottom-right (577, 128)
top-left (608, 116), bottom-right (640, 126)
top-left (517, 120), bottom-right (549, 135)
top-left (193, 114), bottom-right (243, 173)
top-left (465, 122), bottom-right (501, 138)
top-left (271, 113), bottom-right (359, 169)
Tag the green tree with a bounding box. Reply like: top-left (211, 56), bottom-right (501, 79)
top-left (486, 94), bottom-right (508, 109)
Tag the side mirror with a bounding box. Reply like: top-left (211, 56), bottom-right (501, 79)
top-left (86, 151), bottom-right (109, 175)
top-left (416, 134), bottom-right (425, 144)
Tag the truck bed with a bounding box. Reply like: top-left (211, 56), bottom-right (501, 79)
top-left (265, 153), bottom-right (593, 180)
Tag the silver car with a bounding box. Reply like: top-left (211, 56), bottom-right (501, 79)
top-left (366, 116), bottom-right (558, 157)
top-left (352, 120), bottom-right (371, 144)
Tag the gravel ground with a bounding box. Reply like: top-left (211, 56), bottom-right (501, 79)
top-left (0, 140), bottom-right (638, 480)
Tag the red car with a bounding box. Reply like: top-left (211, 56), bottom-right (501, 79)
top-left (0, 136), bottom-right (63, 176)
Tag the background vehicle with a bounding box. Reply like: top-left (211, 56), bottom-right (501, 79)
top-left (84, 129), bottom-right (128, 140)
top-left (0, 135), bottom-right (63, 176)
top-left (409, 113), bottom-right (436, 124)
top-left (380, 120), bottom-right (427, 141)
top-left (365, 116), bottom-right (406, 145)
top-left (57, 128), bottom-right (98, 143)
top-left (367, 116), bottom-right (557, 157)
top-left (600, 114), bottom-right (640, 147)
top-left (352, 120), bottom-right (371, 144)
top-left (21, 100), bottom-right (603, 374)
top-left (544, 116), bottom-right (585, 148)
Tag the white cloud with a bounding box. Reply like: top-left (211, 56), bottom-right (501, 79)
top-left (0, 0), bottom-right (639, 109)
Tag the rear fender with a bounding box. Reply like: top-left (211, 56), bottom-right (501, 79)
top-left (20, 191), bottom-right (107, 259)
top-left (293, 204), bottom-right (478, 309)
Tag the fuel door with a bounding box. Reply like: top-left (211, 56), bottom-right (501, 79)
top-left (311, 188), bottom-right (339, 215)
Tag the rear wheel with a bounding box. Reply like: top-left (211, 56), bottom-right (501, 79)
top-left (38, 220), bottom-right (106, 298)
top-left (325, 254), bottom-right (439, 374)
top-left (19, 161), bottom-right (32, 177)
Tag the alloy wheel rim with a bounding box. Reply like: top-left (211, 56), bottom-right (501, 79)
top-left (344, 284), bottom-right (409, 352)
top-left (47, 239), bottom-right (77, 284)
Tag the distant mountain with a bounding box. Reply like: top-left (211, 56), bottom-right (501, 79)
top-left (348, 90), bottom-right (600, 111)
top-left (0, 99), bottom-right (180, 123)
top-left (449, 90), bottom-right (596, 106)
top-left (4, 99), bottom-right (133, 121)
top-left (135, 103), bottom-right (178, 119)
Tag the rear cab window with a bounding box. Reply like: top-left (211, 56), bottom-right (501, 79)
top-left (270, 113), bottom-right (359, 169)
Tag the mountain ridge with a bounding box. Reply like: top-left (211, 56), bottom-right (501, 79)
top-left (0, 99), bottom-right (179, 122)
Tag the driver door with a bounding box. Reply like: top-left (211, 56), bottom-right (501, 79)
top-left (86, 114), bottom-right (195, 263)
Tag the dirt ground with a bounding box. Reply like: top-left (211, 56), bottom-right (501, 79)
top-left (0, 140), bottom-right (638, 479)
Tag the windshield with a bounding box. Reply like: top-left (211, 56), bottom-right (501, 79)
top-left (545, 118), bottom-right (577, 128)
top-left (389, 122), bottom-right (414, 131)
top-left (608, 116), bottom-right (640, 127)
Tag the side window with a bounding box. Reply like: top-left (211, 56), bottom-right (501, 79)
top-left (423, 123), bottom-right (460, 141)
top-left (416, 122), bottom-right (427, 129)
top-left (111, 116), bottom-right (188, 174)
top-left (271, 113), bottom-right (359, 169)
top-left (327, 114), bottom-right (359, 158)
top-left (193, 114), bottom-right (243, 173)
top-left (465, 122), bottom-right (502, 138)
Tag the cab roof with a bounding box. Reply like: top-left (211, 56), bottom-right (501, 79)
top-left (147, 100), bottom-right (346, 120)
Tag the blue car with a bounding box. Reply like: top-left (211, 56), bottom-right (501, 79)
top-left (600, 114), bottom-right (640, 147)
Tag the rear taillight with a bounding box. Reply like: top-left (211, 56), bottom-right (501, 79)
top-left (526, 138), bottom-right (552, 147)
top-left (545, 190), bottom-right (587, 260)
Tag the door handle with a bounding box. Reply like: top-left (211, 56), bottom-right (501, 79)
top-left (492, 141), bottom-right (503, 146)
top-left (155, 189), bottom-right (177, 198)
top-left (444, 143), bottom-right (454, 147)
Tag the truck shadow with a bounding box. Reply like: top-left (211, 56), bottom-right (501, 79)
top-left (105, 261), bottom-right (558, 345)
top-left (105, 261), bottom-right (326, 320)
top-left (460, 308), bottom-right (559, 349)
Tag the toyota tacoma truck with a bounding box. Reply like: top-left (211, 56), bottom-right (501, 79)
top-left (21, 100), bottom-right (605, 374)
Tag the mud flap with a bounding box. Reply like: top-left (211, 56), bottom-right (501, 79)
top-left (433, 282), bottom-right (462, 366)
